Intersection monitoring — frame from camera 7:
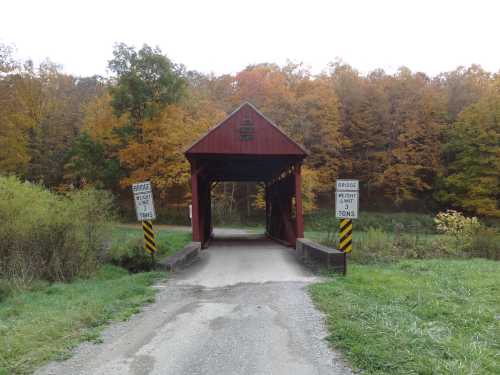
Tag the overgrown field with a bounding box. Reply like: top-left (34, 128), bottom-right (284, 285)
top-left (0, 265), bottom-right (164, 375)
top-left (310, 259), bottom-right (500, 375)
top-left (305, 210), bottom-right (438, 234)
top-left (305, 211), bottom-right (500, 262)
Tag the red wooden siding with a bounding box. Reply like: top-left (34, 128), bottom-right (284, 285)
top-left (186, 102), bottom-right (307, 157)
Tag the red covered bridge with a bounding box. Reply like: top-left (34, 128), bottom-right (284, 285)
top-left (185, 102), bottom-right (308, 247)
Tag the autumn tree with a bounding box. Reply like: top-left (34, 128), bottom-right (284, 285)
top-left (292, 76), bottom-right (343, 193)
top-left (118, 102), bottom-right (225, 202)
top-left (24, 63), bottom-right (102, 186)
top-left (77, 46), bottom-right (225, 207)
top-left (1, 52), bottom-right (100, 185)
top-left (371, 69), bottom-right (446, 206)
top-left (65, 92), bottom-right (125, 189)
top-left (324, 62), bottom-right (367, 186)
top-left (230, 63), bottom-right (343, 193)
top-left (0, 45), bottom-right (27, 173)
top-left (327, 65), bottom-right (447, 208)
top-left (437, 65), bottom-right (491, 122)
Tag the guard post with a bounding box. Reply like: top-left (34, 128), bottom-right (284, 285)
top-left (142, 220), bottom-right (157, 255)
top-left (335, 179), bottom-right (359, 275)
top-left (132, 181), bottom-right (157, 263)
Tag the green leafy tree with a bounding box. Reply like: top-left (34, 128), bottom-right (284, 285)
top-left (108, 43), bottom-right (186, 129)
top-left (436, 90), bottom-right (500, 217)
top-left (65, 133), bottom-right (122, 189)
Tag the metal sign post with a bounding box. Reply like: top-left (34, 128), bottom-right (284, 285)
top-left (132, 181), bottom-right (157, 261)
top-left (335, 179), bottom-right (359, 275)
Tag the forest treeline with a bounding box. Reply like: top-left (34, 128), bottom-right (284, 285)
top-left (0, 43), bottom-right (499, 219)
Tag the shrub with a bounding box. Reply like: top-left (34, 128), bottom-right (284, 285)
top-left (69, 188), bottom-right (115, 267)
top-left (107, 238), bottom-right (155, 273)
top-left (0, 176), bottom-right (114, 284)
top-left (434, 209), bottom-right (480, 236)
top-left (468, 227), bottom-right (500, 260)
top-left (434, 210), bottom-right (484, 254)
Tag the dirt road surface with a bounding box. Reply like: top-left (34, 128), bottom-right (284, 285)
top-left (36, 233), bottom-right (353, 375)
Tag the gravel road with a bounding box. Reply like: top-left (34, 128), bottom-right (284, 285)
top-left (36, 234), bottom-right (353, 375)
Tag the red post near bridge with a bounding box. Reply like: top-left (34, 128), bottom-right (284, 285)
top-left (185, 102), bottom-right (308, 247)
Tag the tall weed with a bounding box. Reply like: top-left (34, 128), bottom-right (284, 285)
top-left (306, 210), bottom-right (437, 234)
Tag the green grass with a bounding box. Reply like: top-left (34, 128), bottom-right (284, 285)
top-left (310, 259), bottom-right (500, 374)
top-left (111, 226), bottom-right (192, 259)
top-left (0, 265), bottom-right (165, 375)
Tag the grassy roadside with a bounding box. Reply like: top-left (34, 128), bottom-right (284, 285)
top-left (0, 265), bottom-right (165, 375)
top-left (310, 259), bottom-right (500, 375)
top-left (111, 226), bottom-right (192, 260)
top-left (0, 226), bottom-right (191, 375)
top-left (107, 226), bottom-right (192, 272)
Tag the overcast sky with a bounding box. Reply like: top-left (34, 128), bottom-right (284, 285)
top-left (1, 0), bottom-right (499, 77)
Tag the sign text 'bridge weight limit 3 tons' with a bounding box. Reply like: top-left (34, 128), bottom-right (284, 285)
top-left (132, 181), bottom-right (158, 260)
top-left (335, 179), bottom-right (359, 255)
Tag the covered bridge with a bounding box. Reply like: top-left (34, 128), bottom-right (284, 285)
top-left (185, 102), bottom-right (308, 247)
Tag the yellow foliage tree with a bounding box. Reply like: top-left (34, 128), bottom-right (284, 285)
top-left (301, 166), bottom-right (322, 213)
top-left (252, 166), bottom-right (321, 214)
top-left (118, 101), bottom-right (225, 203)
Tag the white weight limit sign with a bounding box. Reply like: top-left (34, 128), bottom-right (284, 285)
top-left (335, 191), bottom-right (359, 219)
top-left (132, 181), bottom-right (156, 221)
